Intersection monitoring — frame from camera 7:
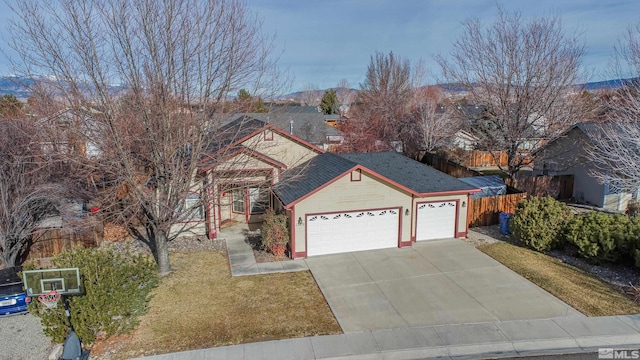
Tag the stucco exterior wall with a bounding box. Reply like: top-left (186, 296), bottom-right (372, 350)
top-left (534, 128), bottom-right (606, 207)
top-left (242, 130), bottom-right (319, 169)
top-left (291, 171), bottom-right (413, 254)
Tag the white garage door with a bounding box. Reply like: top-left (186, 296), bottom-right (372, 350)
top-left (416, 201), bottom-right (457, 241)
top-left (306, 208), bottom-right (399, 257)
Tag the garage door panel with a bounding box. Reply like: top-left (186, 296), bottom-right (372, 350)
top-left (307, 209), bottom-right (399, 256)
top-left (416, 201), bottom-right (457, 241)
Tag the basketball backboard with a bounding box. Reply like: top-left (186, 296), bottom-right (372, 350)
top-left (22, 268), bottom-right (82, 296)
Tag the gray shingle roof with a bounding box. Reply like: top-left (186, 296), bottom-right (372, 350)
top-left (273, 152), bottom-right (356, 205)
top-left (340, 152), bottom-right (478, 194)
top-left (207, 116), bottom-right (266, 153)
top-left (232, 111), bottom-right (342, 145)
top-left (274, 151), bottom-right (478, 206)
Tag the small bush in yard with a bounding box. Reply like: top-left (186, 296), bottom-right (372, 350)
top-left (565, 212), bottom-right (639, 264)
top-left (26, 245), bottom-right (158, 344)
top-left (261, 209), bottom-right (289, 258)
top-left (510, 196), bottom-right (573, 252)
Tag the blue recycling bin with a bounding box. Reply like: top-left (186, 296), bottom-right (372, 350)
top-left (499, 212), bottom-right (512, 235)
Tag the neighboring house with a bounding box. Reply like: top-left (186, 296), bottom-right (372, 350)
top-left (452, 104), bottom-right (549, 154)
top-left (452, 130), bottom-right (479, 151)
top-left (532, 122), bottom-right (637, 211)
top-left (198, 116), bottom-right (323, 238)
top-left (36, 107), bottom-right (102, 159)
top-left (272, 152), bottom-right (480, 258)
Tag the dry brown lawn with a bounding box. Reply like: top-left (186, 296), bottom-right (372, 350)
top-left (99, 251), bottom-right (341, 359)
top-left (478, 242), bottom-right (640, 316)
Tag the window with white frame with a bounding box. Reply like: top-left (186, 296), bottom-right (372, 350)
top-left (182, 193), bottom-right (204, 221)
top-left (249, 186), bottom-right (270, 214)
top-left (232, 188), bottom-right (245, 213)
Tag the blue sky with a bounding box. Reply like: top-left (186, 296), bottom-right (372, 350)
top-left (0, 1), bottom-right (638, 92)
top-left (247, 0), bottom-right (640, 91)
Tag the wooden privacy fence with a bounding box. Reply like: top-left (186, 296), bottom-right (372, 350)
top-left (506, 175), bottom-right (573, 200)
top-left (26, 219), bottom-right (104, 260)
top-left (463, 151), bottom-right (508, 168)
top-left (468, 192), bottom-right (528, 227)
top-left (422, 152), bottom-right (481, 178)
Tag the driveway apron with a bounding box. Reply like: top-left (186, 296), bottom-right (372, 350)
top-left (305, 238), bottom-right (582, 333)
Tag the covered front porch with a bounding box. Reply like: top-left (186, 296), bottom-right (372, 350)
top-left (206, 167), bottom-right (275, 238)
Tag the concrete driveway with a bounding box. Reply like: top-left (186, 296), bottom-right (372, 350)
top-left (305, 238), bottom-right (583, 333)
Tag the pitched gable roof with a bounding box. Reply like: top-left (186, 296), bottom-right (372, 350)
top-left (234, 111), bottom-right (342, 145)
top-left (274, 151), bottom-right (479, 207)
top-left (340, 152), bottom-right (478, 194)
top-left (202, 115), bottom-right (324, 164)
top-left (273, 152), bottom-right (357, 206)
top-left (532, 121), bottom-right (625, 157)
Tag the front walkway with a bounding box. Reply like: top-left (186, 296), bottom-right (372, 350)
top-left (220, 224), bottom-right (308, 276)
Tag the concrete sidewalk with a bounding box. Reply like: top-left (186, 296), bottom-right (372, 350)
top-left (135, 315), bottom-right (640, 359)
top-left (222, 225), bottom-right (308, 276)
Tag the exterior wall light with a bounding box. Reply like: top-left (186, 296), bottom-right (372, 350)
top-left (405, 209), bottom-right (410, 216)
top-left (462, 201), bottom-right (467, 207)
top-left (297, 217), bottom-right (303, 225)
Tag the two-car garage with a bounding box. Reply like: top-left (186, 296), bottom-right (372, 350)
top-left (305, 208), bottom-right (400, 257)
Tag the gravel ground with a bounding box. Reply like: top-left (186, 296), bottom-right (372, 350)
top-left (0, 313), bottom-right (51, 360)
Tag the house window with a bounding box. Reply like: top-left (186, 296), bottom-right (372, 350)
top-left (351, 169), bottom-right (361, 182)
top-left (249, 186), bottom-right (270, 214)
top-left (232, 188), bottom-right (244, 213)
top-left (181, 193), bottom-right (203, 221)
top-left (264, 130), bottom-right (274, 141)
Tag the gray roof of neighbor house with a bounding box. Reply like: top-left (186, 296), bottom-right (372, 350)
top-left (207, 116), bottom-right (267, 152)
top-left (532, 121), bottom-right (626, 157)
top-left (274, 151), bottom-right (479, 206)
top-left (226, 109), bottom-right (342, 145)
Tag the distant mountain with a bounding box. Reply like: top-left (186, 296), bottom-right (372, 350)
top-left (0, 76), bottom-right (38, 99)
top-left (0, 75), bottom-right (633, 101)
top-left (278, 87), bottom-right (359, 102)
top-left (579, 78), bottom-right (635, 90)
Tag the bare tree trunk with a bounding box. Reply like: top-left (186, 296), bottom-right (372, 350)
top-left (155, 232), bottom-right (171, 276)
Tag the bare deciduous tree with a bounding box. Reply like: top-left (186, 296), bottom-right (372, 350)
top-left (437, 7), bottom-right (584, 178)
top-left (301, 83), bottom-right (321, 107)
top-left (586, 23), bottom-right (640, 194)
top-left (409, 86), bottom-right (460, 153)
top-left (0, 117), bottom-right (85, 266)
top-left (9, 0), bottom-right (284, 275)
top-left (346, 51), bottom-right (421, 156)
top-left (335, 78), bottom-right (354, 116)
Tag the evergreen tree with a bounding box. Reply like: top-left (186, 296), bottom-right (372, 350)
top-left (319, 89), bottom-right (338, 115)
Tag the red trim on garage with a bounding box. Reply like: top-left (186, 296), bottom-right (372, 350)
top-left (415, 199), bottom-right (460, 240)
top-left (281, 165), bottom-right (359, 209)
top-left (303, 206), bottom-right (402, 257)
top-left (282, 165), bottom-right (418, 210)
top-left (350, 169), bottom-right (361, 181)
top-left (410, 196), bottom-right (416, 242)
top-left (290, 207), bottom-right (298, 259)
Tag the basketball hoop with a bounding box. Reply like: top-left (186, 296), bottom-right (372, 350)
top-left (37, 290), bottom-right (61, 309)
